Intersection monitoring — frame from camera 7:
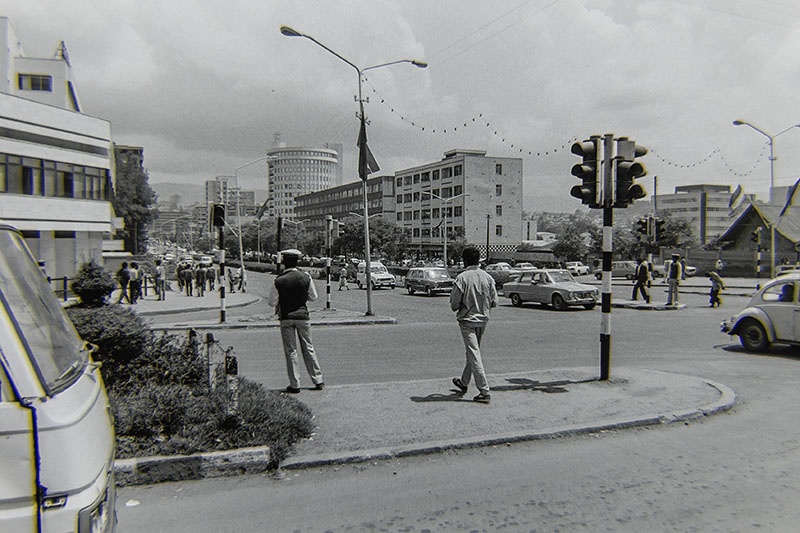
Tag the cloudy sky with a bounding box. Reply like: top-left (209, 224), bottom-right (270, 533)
top-left (6, 0), bottom-right (800, 210)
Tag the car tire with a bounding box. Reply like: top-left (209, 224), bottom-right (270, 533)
top-left (510, 293), bottom-right (523, 307)
top-left (739, 319), bottom-right (769, 352)
top-left (552, 293), bottom-right (567, 311)
top-left (371, 281), bottom-right (376, 291)
top-left (408, 287), bottom-right (415, 295)
top-left (425, 286), bottom-right (433, 296)
top-left (357, 280), bottom-right (363, 289)
top-left (595, 273), bottom-right (602, 280)
top-left (583, 302), bottom-right (596, 310)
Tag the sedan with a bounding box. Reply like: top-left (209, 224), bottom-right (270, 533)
top-left (502, 269), bottom-right (599, 310)
top-left (721, 273), bottom-right (800, 352)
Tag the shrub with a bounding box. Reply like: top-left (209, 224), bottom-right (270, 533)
top-left (70, 260), bottom-right (117, 306)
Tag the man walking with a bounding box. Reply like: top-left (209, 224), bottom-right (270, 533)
top-left (632, 257), bottom-right (650, 303)
top-left (665, 253), bottom-right (683, 306)
top-left (128, 262), bottom-right (142, 303)
top-left (338, 265), bottom-right (349, 291)
top-left (450, 246), bottom-right (497, 404)
top-left (155, 259), bottom-right (166, 301)
top-left (268, 249), bottom-right (324, 394)
top-left (116, 262), bottom-right (131, 304)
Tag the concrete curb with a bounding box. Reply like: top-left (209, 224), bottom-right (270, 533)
top-left (280, 373), bottom-right (736, 471)
top-left (151, 316), bottom-right (398, 332)
top-left (132, 296), bottom-right (262, 317)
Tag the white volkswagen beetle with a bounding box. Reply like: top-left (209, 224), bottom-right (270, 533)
top-left (721, 273), bottom-right (800, 352)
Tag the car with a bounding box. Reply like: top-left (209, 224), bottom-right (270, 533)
top-left (651, 263), bottom-right (698, 278)
top-left (405, 267), bottom-right (454, 296)
top-left (721, 273), bottom-right (800, 352)
top-left (356, 261), bottom-right (396, 289)
top-left (485, 262), bottom-right (517, 273)
top-left (565, 261), bottom-right (590, 276)
top-left (515, 262), bottom-right (536, 269)
top-left (502, 269), bottom-right (599, 310)
top-left (593, 261), bottom-right (638, 280)
top-left (198, 255), bottom-right (213, 267)
top-left (485, 262), bottom-right (521, 288)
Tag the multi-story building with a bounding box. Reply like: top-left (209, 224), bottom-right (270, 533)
top-left (395, 150), bottom-right (523, 257)
top-left (295, 175), bottom-right (396, 234)
top-left (266, 145), bottom-right (340, 220)
top-left (0, 17), bottom-right (120, 278)
top-left (654, 184), bottom-right (734, 244)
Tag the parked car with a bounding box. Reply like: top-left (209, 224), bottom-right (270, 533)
top-left (515, 262), bottom-right (535, 269)
top-left (356, 261), bottom-right (396, 289)
top-left (198, 255), bottom-right (213, 267)
top-left (721, 273), bottom-right (800, 352)
top-left (502, 269), bottom-right (599, 310)
top-left (566, 261), bottom-right (590, 276)
top-left (593, 261), bottom-right (638, 280)
top-left (405, 267), bottom-right (454, 296)
top-left (485, 262), bottom-right (521, 288)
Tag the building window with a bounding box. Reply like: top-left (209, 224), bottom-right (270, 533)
top-left (413, 191), bottom-right (420, 202)
top-left (454, 185), bottom-right (463, 196)
top-left (413, 210), bottom-right (420, 220)
top-left (396, 177), bottom-right (402, 187)
top-left (443, 167), bottom-right (453, 179)
top-left (421, 172), bottom-right (430, 182)
top-left (396, 212), bottom-right (403, 222)
top-left (432, 208), bottom-right (439, 218)
top-left (496, 205), bottom-right (503, 216)
top-left (495, 164), bottom-right (503, 175)
top-left (413, 228), bottom-right (420, 237)
top-left (404, 176), bottom-right (412, 186)
top-left (454, 206), bottom-right (462, 217)
top-left (496, 184), bottom-right (503, 196)
top-left (18, 74), bottom-right (53, 91)
top-left (454, 164), bottom-right (462, 176)
top-left (413, 174), bottom-right (420, 184)
top-left (404, 193), bottom-right (412, 202)
top-left (397, 194), bottom-right (403, 203)
top-left (495, 224), bottom-right (503, 236)
top-left (441, 187), bottom-right (452, 198)
top-left (432, 170), bottom-right (440, 180)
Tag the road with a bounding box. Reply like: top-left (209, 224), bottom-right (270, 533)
top-left (119, 271), bottom-right (800, 531)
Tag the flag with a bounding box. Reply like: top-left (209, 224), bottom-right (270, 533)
top-left (357, 116), bottom-right (380, 181)
top-left (780, 177), bottom-right (800, 216)
top-left (728, 184), bottom-right (743, 211)
top-left (255, 200), bottom-right (268, 220)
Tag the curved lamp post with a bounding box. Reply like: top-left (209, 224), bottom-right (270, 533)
top-left (733, 120), bottom-right (800, 277)
top-left (281, 25), bottom-right (426, 315)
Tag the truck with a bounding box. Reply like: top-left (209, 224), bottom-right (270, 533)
top-left (0, 224), bottom-right (117, 532)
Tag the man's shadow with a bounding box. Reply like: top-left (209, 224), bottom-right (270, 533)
top-left (410, 377), bottom-right (596, 403)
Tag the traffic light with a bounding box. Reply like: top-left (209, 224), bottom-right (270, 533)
top-left (654, 217), bottom-right (665, 243)
top-left (751, 226), bottom-right (763, 245)
top-left (635, 218), bottom-right (648, 236)
top-left (614, 138), bottom-right (648, 208)
top-left (570, 137), bottom-right (601, 208)
top-left (331, 220), bottom-right (341, 238)
top-left (212, 204), bottom-right (225, 227)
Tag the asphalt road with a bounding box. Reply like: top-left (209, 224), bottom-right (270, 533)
top-left (119, 271), bottom-right (800, 531)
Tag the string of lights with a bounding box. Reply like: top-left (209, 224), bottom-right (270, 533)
top-left (364, 76), bottom-right (772, 178)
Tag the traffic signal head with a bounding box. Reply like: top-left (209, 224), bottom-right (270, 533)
top-left (635, 218), bottom-right (648, 235)
top-left (654, 217), bottom-right (665, 242)
top-left (614, 139), bottom-right (648, 208)
top-left (212, 204), bottom-right (225, 227)
top-left (570, 138), bottom-right (601, 208)
top-left (751, 227), bottom-right (762, 244)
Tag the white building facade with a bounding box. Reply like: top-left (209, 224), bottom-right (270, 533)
top-left (654, 184), bottom-right (733, 245)
top-left (0, 18), bottom-right (118, 279)
top-left (266, 146), bottom-right (339, 220)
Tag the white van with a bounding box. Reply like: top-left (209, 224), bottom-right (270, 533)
top-left (356, 261), bottom-right (396, 290)
top-left (0, 224), bottom-right (116, 532)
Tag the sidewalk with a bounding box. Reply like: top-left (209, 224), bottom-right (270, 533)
top-left (112, 284), bottom-right (737, 486)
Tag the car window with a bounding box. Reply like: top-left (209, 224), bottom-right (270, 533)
top-left (763, 282), bottom-right (795, 303)
top-left (550, 271), bottom-right (574, 283)
top-left (519, 272), bottom-right (532, 283)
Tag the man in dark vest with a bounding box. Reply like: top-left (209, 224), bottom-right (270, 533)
top-left (632, 257), bottom-right (650, 303)
top-left (267, 248), bottom-right (324, 394)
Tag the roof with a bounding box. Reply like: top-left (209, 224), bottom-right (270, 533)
top-left (717, 203), bottom-right (800, 243)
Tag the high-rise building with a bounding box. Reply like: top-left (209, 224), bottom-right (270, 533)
top-left (654, 184), bottom-right (734, 244)
top-left (0, 17), bottom-right (120, 278)
top-left (266, 145), bottom-right (340, 220)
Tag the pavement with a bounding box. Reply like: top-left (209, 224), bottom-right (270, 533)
top-left (113, 279), bottom-right (741, 487)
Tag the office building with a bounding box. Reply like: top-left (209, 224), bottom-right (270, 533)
top-left (266, 145), bottom-right (340, 220)
top-left (654, 184), bottom-right (734, 244)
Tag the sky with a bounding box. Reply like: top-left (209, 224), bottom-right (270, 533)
top-left (6, 0), bottom-right (800, 211)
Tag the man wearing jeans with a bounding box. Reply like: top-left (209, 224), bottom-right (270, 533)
top-left (450, 246), bottom-right (497, 404)
top-left (268, 249), bottom-right (324, 394)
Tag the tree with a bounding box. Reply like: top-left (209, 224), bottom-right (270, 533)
top-left (112, 157), bottom-right (156, 254)
top-left (655, 212), bottom-right (697, 249)
top-left (552, 226), bottom-right (588, 261)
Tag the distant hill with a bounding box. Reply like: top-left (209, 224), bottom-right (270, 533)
top-left (151, 182), bottom-right (205, 207)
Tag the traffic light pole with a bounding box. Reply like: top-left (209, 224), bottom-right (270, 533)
top-left (600, 141), bottom-right (614, 380)
top-left (218, 226), bottom-right (226, 323)
top-left (326, 215), bottom-right (332, 310)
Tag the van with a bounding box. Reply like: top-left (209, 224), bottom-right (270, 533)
top-left (356, 261), bottom-right (396, 290)
top-left (0, 224), bottom-right (116, 532)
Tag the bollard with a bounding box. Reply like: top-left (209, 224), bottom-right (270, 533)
top-left (225, 354), bottom-right (238, 416)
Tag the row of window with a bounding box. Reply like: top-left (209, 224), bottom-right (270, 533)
top-left (396, 165), bottom-right (463, 187)
top-left (403, 224), bottom-right (503, 239)
top-left (397, 185), bottom-right (465, 204)
top-left (0, 154), bottom-right (110, 200)
top-left (396, 206), bottom-right (464, 222)
top-left (18, 74), bottom-right (52, 91)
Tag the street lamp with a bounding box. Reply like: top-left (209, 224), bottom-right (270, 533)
top-left (281, 25), bottom-right (427, 316)
top-left (423, 191), bottom-right (467, 267)
top-left (733, 120), bottom-right (800, 277)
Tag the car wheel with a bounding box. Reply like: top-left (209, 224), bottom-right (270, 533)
top-left (552, 293), bottom-right (567, 311)
top-left (371, 281), bottom-right (376, 291)
top-left (595, 272), bottom-right (602, 280)
top-left (357, 280), bottom-right (363, 289)
top-left (626, 274), bottom-right (634, 280)
top-left (583, 302), bottom-right (596, 310)
top-left (739, 319), bottom-right (769, 352)
top-left (510, 293), bottom-right (522, 307)
top-left (407, 287), bottom-right (415, 295)
top-left (425, 286), bottom-right (433, 296)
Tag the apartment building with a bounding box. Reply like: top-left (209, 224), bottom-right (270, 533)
top-left (0, 17), bottom-right (119, 278)
top-left (395, 150), bottom-right (523, 257)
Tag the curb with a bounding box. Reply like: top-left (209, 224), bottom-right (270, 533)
top-left (151, 316), bottom-right (398, 332)
top-left (112, 373), bottom-right (736, 485)
top-left (132, 296), bottom-right (262, 317)
top-left (281, 374), bottom-right (736, 471)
